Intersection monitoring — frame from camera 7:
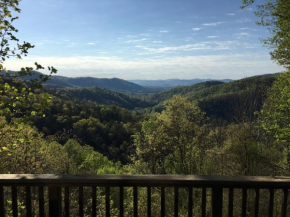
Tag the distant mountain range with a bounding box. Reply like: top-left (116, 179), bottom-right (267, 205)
top-left (3, 71), bottom-right (278, 115)
top-left (44, 76), bottom-right (164, 94)
top-left (3, 71), bottom-right (163, 94)
top-left (4, 71), bottom-right (233, 94)
top-left (129, 78), bottom-right (232, 88)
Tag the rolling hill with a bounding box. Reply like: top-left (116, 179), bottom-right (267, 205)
top-left (45, 76), bottom-right (163, 94)
top-left (140, 74), bottom-right (278, 122)
top-left (4, 71), bottom-right (163, 94)
top-left (130, 78), bottom-right (232, 88)
top-left (47, 86), bottom-right (154, 110)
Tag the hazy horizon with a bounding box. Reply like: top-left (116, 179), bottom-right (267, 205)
top-left (4, 0), bottom-right (285, 79)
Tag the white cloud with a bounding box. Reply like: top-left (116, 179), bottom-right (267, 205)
top-left (126, 35), bottom-right (138, 38)
top-left (125, 38), bottom-right (148, 43)
top-left (3, 54), bottom-right (283, 79)
top-left (207, 36), bottom-right (218, 39)
top-left (226, 13), bottom-right (235, 16)
top-left (185, 37), bottom-right (194, 42)
top-left (236, 18), bottom-right (251, 23)
top-left (160, 30), bottom-right (170, 33)
top-left (135, 41), bottom-right (232, 54)
top-left (139, 33), bottom-right (150, 37)
top-left (238, 32), bottom-right (250, 37)
top-left (203, 22), bottom-right (224, 26)
top-left (192, 28), bottom-right (201, 31)
top-left (236, 8), bottom-right (253, 13)
top-left (87, 42), bottom-right (95, 45)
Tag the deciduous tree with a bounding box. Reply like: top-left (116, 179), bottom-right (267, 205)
top-left (242, 0), bottom-right (290, 68)
top-left (0, 0), bottom-right (57, 153)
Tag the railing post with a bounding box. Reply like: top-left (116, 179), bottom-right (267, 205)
top-left (212, 187), bottom-right (223, 217)
top-left (12, 186), bottom-right (18, 217)
top-left (49, 186), bottom-right (62, 217)
top-left (147, 187), bottom-right (152, 217)
top-left (0, 186), bottom-right (4, 217)
top-left (26, 186), bottom-right (32, 217)
top-left (39, 186), bottom-right (45, 217)
top-left (281, 189), bottom-right (288, 217)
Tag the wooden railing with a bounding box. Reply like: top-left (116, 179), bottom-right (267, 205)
top-left (0, 174), bottom-right (289, 217)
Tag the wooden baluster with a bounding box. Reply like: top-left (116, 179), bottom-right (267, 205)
top-left (0, 186), bottom-right (4, 217)
top-left (161, 187), bottom-right (165, 217)
top-left (254, 189), bottom-right (259, 217)
top-left (49, 186), bottom-right (62, 217)
top-left (65, 187), bottom-right (70, 217)
top-left (92, 186), bottom-right (96, 217)
top-left (119, 186), bottom-right (124, 217)
top-left (174, 187), bottom-right (179, 217)
top-left (212, 187), bottom-right (223, 217)
top-left (79, 186), bottom-right (84, 217)
top-left (188, 187), bottom-right (193, 217)
top-left (12, 186), bottom-right (17, 217)
top-left (268, 188), bottom-right (274, 217)
top-left (134, 186), bottom-right (138, 217)
top-left (281, 189), bottom-right (288, 217)
top-left (241, 188), bottom-right (247, 217)
top-left (202, 188), bottom-right (206, 217)
top-left (26, 186), bottom-right (32, 217)
top-left (106, 186), bottom-right (110, 217)
top-left (39, 186), bottom-right (45, 217)
top-left (147, 187), bottom-right (152, 217)
top-left (228, 188), bottom-right (233, 217)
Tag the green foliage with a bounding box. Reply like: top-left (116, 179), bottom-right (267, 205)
top-left (30, 95), bottom-right (141, 163)
top-left (131, 95), bottom-right (286, 216)
top-left (0, 0), bottom-right (57, 155)
top-left (242, 0), bottom-right (290, 68)
top-left (142, 74), bottom-right (276, 122)
top-left (134, 95), bottom-right (209, 174)
top-left (259, 71), bottom-right (290, 142)
top-left (48, 86), bottom-right (154, 110)
top-left (0, 0), bottom-right (57, 83)
top-left (219, 123), bottom-right (284, 176)
top-left (0, 117), bottom-right (119, 174)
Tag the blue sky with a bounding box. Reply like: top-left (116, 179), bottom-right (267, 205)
top-left (5, 0), bottom-right (284, 79)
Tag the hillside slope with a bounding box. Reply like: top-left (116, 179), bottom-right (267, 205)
top-left (45, 76), bottom-right (163, 94)
top-left (130, 78), bottom-right (232, 88)
top-left (142, 74), bottom-right (278, 122)
top-left (47, 86), bottom-right (154, 110)
top-left (4, 71), bottom-right (162, 94)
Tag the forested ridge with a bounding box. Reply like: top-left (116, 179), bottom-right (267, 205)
top-left (4, 71), bottom-right (164, 94)
top-left (129, 78), bottom-right (232, 88)
top-left (46, 86), bottom-right (154, 110)
top-left (0, 72), bottom-right (282, 166)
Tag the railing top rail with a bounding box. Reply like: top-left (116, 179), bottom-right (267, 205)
top-left (0, 174), bottom-right (290, 188)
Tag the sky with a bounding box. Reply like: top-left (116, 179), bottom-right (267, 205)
top-left (4, 0), bottom-right (285, 80)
